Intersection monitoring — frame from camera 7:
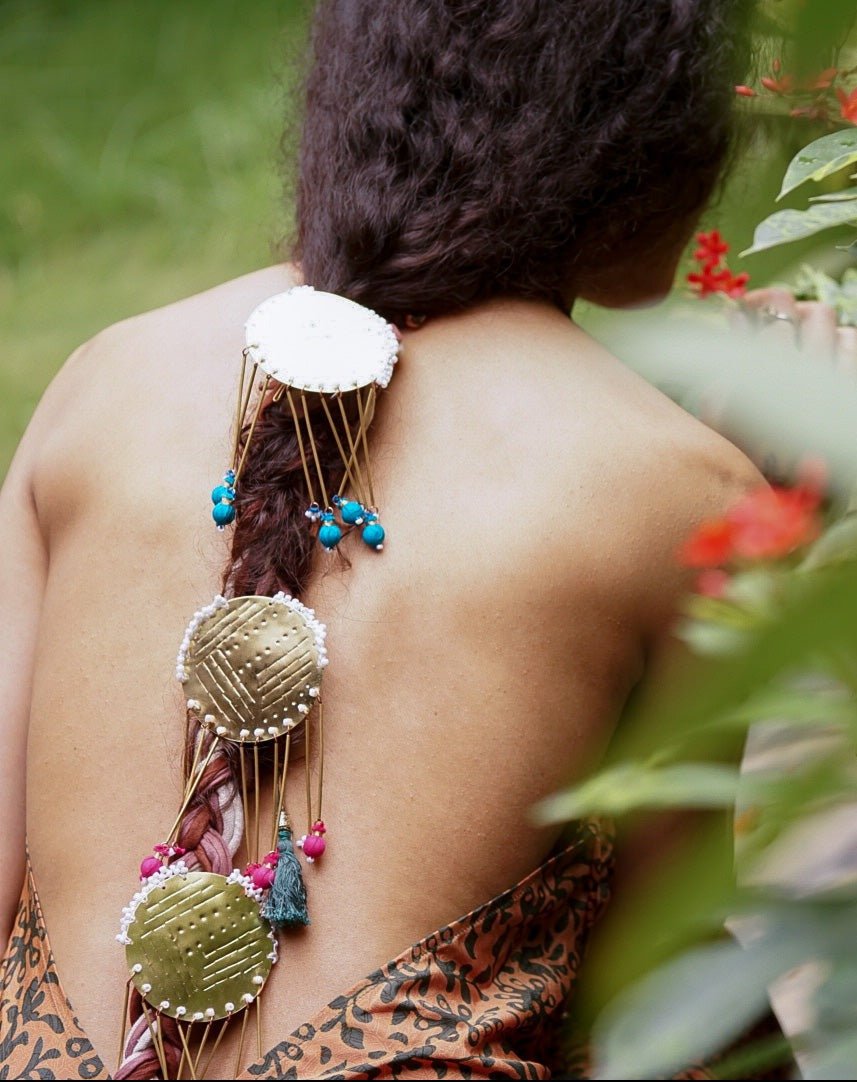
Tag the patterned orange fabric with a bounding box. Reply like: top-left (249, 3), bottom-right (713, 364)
top-left (0, 823), bottom-right (725, 1080)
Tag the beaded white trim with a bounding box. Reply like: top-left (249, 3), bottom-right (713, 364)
top-left (117, 860), bottom-right (189, 945)
top-left (175, 593), bottom-right (328, 685)
top-left (244, 285), bottom-right (400, 392)
top-left (175, 594), bottom-right (229, 683)
top-left (271, 591), bottom-right (328, 666)
top-left (225, 867), bottom-right (263, 903)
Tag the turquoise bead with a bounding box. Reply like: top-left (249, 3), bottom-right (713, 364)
top-left (212, 502), bottom-right (236, 526)
top-left (362, 522), bottom-right (385, 549)
top-left (340, 500), bottom-right (364, 525)
top-left (318, 522), bottom-right (343, 550)
top-left (211, 484), bottom-right (236, 504)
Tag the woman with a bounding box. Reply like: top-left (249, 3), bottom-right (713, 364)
top-left (1, 2), bottom-right (768, 1078)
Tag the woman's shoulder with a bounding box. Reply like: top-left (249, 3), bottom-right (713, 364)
top-left (23, 265), bottom-right (300, 503)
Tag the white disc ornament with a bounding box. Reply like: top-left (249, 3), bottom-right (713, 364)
top-left (244, 286), bottom-right (400, 393)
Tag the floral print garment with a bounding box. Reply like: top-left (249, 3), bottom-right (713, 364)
top-left (0, 823), bottom-right (722, 1080)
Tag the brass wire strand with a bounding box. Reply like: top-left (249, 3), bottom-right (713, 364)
top-left (177, 1036), bottom-right (188, 1081)
top-left (272, 732), bottom-right (292, 850)
top-left (305, 712), bottom-right (313, 833)
top-left (356, 386), bottom-right (377, 509)
top-left (285, 389), bottom-right (317, 505)
top-left (253, 740), bottom-right (262, 863)
top-left (234, 375), bottom-right (271, 486)
top-left (239, 746), bottom-right (250, 866)
top-left (231, 351), bottom-right (251, 466)
top-left (320, 394), bottom-right (364, 504)
top-left (192, 1019), bottom-right (213, 1079)
top-left (177, 1021), bottom-right (198, 1080)
top-left (316, 698), bottom-right (325, 823)
top-left (336, 393), bottom-right (370, 504)
top-left (301, 392), bottom-right (329, 508)
top-left (200, 1014), bottom-right (232, 1079)
top-left (234, 1003), bottom-right (249, 1078)
top-left (271, 737), bottom-right (279, 851)
top-left (256, 993), bottom-right (263, 1059)
top-left (117, 978), bottom-right (131, 1071)
top-left (141, 1001), bottom-right (169, 1079)
top-left (166, 733), bottom-right (222, 847)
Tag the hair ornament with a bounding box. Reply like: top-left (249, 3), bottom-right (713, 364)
top-left (116, 286), bottom-right (395, 1078)
top-left (209, 286), bottom-right (400, 551)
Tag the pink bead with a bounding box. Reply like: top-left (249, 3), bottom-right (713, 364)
top-left (263, 851), bottom-right (279, 866)
top-left (251, 865), bottom-right (276, 889)
top-left (302, 834), bottom-right (326, 860)
top-left (140, 856), bottom-right (162, 879)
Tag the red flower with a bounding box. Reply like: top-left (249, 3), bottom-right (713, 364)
top-left (680, 519), bottom-right (736, 568)
top-left (679, 480), bottom-right (824, 573)
top-left (687, 266), bottom-right (748, 299)
top-left (735, 84), bottom-right (757, 98)
top-left (836, 87), bottom-right (857, 125)
top-left (727, 485), bottom-right (822, 560)
top-left (694, 230), bottom-right (729, 267)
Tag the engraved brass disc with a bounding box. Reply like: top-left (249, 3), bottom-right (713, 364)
top-left (125, 872), bottom-right (273, 1021)
top-left (184, 596), bottom-right (322, 743)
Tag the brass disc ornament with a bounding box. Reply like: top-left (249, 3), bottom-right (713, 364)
top-left (176, 593), bottom-right (327, 744)
top-left (124, 870), bottom-right (274, 1021)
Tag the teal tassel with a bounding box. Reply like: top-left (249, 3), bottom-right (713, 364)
top-left (263, 823), bottom-right (309, 927)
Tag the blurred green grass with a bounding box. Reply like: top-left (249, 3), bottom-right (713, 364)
top-left (0, 0), bottom-right (308, 475)
top-left (3, 1), bottom-right (853, 480)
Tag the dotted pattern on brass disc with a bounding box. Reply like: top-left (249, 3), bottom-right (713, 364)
top-left (184, 596), bottom-right (321, 743)
top-left (125, 872), bottom-right (273, 1021)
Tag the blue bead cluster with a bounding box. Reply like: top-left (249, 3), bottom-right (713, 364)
top-left (211, 469), bottom-right (236, 529)
top-left (306, 494), bottom-right (386, 552)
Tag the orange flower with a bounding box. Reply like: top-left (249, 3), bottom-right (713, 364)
top-left (836, 87), bottom-right (857, 125)
top-left (679, 519), bottom-right (736, 568)
top-left (679, 479), bottom-right (824, 575)
top-left (735, 84), bottom-right (757, 98)
top-left (727, 485), bottom-right (822, 560)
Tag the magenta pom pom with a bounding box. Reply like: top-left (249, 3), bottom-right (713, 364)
top-left (251, 865), bottom-right (276, 889)
top-left (302, 834), bottom-right (326, 860)
top-left (140, 856), bottom-right (162, 879)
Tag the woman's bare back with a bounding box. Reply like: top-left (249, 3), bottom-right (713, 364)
top-left (2, 264), bottom-right (759, 1072)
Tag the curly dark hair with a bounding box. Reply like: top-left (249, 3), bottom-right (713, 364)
top-left (227, 0), bottom-right (754, 605)
top-left (295, 0), bottom-right (753, 324)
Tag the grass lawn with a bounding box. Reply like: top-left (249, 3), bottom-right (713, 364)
top-left (0, 0), bottom-right (308, 475)
top-left (2, 0), bottom-right (831, 480)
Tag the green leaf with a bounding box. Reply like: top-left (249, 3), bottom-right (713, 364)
top-left (614, 561), bottom-right (857, 763)
top-left (590, 939), bottom-right (785, 1079)
top-left (778, 128), bottom-right (857, 200)
top-left (802, 514), bottom-right (857, 570)
top-left (532, 762), bottom-right (739, 823)
top-left (741, 202), bottom-right (857, 257)
top-left (809, 187), bottom-right (857, 203)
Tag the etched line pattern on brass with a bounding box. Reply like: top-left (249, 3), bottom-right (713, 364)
top-left (126, 872), bottom-right (272, 1020)
top-left (184, 597), bottom-right (322, 743)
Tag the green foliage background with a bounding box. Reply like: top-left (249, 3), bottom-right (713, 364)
top-left (1, 0), bottom-right (842, 479)
top-left (0, 0), bottom-right (308, 475)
